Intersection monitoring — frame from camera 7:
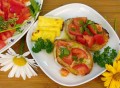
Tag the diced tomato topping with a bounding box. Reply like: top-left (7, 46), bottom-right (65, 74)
top-left (83, 31), bottom-right (89, 35)
top-left (0, 33), bottom-right (8, 41)
top-left (68, 23), bottom-right (82, 36)
top-left (0, 40), bottom-right (6, 49)
top-left (73, 17), bottom-right (87, 27)
top-left (57, 40), bottom-right (68, 47)
top-left (0, 10), bottom-right (4, 18)
top-left (9, 0), bottom-right (25, 14)
top-left (76, 36), bottom-right (86, 45)
top-left (83, 35), bottom-right (94, 48)
top-left (0, 30), bottom-right (15, 41)
top-left (94, 34), bottom-right (105, 45)
top-left (71, 48), bottom-right (88, 59)
top-left (60, 68), bottom-right (69, 77)
top-left (16, 7), bottom-right (30, 24)
top-left (96, 24), bottom-right (103, 33)
top-left (87, 24), bottom-right (97, 35)
top-left (63, 54), bottom-right (73, 65)
top-left (72, 64), bottom-right (89, 75)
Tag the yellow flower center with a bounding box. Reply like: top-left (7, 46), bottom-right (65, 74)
top-left (13, 56), bottom-right (27, 66)
top-left (113, 72), bottom-right (120, 81)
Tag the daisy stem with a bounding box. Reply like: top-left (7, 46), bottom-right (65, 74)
top-left (114, 18), bottom-right (117, 32)
top-left (19, 37), bottom-right (25, 55)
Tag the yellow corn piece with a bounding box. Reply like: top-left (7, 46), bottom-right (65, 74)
top-left (38, 16), bottom-right (64, 29)
top-left (36, 26), bottom-right (61, 37)
top-left (31, 30), bottom-right (56, 42)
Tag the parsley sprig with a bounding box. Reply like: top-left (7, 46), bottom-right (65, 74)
top-left (93, 46), bottom-right (117, 67)
top-left (32, 38), bottom-right (54, 53)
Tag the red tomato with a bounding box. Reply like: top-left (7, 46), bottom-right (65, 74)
top-left (73, 17), bottom-right (87, 27)
top-left (68, 23), bottom-right (82, 36)
top-left (2, 0), bottom-right (9, 20)
top-left (0, 30), bottom-right (15, 41)
top-left (72, 64), bottom-right (89, 75)
top-left (57, 40), bottom-right (68, 47)
top-left (71, 48), bottom-right (88, 59)
top-left (87, 24), bottom-right (97, 35)
top-left (83, 31), bottom-right (89, 35)
top-left (60, 68), bottom-right (69, 77)
top-left (16, 8), bottom-right (30, 24)
top-left (96, 24), bottom-right (103, 33)
top-left (0, 40), bottom-right (6, 49)
top-left (76, 36), bottom-right (86, 45)
top-left (9, 0), bottom-right (25, 14)
top-left (0, 33), bottom-right (8, 41)
top-left (63, 54), bottom-right (73, 65)
top-left (83, 35), bottom-right (94, 48)
top-left (0, 10), bottom-right (4, 18)
top-left (94, 34), bottom-right (105, 45)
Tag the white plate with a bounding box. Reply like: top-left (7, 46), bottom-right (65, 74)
top-left (0, 0), bottom-right (43, 53)
top-left (26, 3), bottom-right (120, 87)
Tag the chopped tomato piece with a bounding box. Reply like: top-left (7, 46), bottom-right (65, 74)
top-left (0, 33), bottom-right (8, 41)
top-left (73, 17), bottom-right (87, 26)
top-left (83, 31), bottom-right (89, 35)
top-left (63, 54), bottom-right (73, 65)
top-left (72, 64), bottom-right (89, 75)
top-left (0, 40), bottom-right (6, 49)
top-left (16, 8), bottom-right (30, 24)
top-left (57, 40), bottom-right (68, 47)
top-left (68, 23), bottom-right (82, 36)
top-left (71, 48), bottom-right (88, 59)
top-left (83, 35), bottom-right (94, 48)
top-left (94, 34), bottom-right (105, 45)
top-left (87, 24), bottom-right (97, 35)
top-left (60, 68), bottom-right (69, 77)
top-left (96, 24), bottom-right (103, 33)
top-left (0, 10), bottom-right (4, 18)
top-left (9, 0), bottom-right (25, 14)
top-left (76, 36), bottom-right (86, 45)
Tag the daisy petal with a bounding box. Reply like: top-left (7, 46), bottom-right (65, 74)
top-left (23, 52), bottom-right (30, 57)
top-left (15, 67), bottom-right (20, 78)
top-left (0, 59), bottom-right (12, 66)
top-left (8, 48), bottom-right (16, 55)
top-left (8, 65), bottom-right (18, 78)
top-left (24, 65), bottom-right (32, 78)
top-left (0, 63), bottom-right (13, 71)
top-left (27, 64), bottom-right (37, 76)
top-left (20, 67), bottom-right (26, 80)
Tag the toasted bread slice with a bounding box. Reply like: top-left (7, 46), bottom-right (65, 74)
top-left (54, 40), bottom-right (93, 76)
top-left (64, 18), bottom-right (109, 51)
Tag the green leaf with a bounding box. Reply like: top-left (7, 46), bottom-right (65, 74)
top-left (72, 56), bottom-right (78, 61)
top-left (59, 47), bottom-right (70, 58)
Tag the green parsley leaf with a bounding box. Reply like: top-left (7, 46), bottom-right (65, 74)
top-left (59, 47), bottom-right (70, 58)
top-left (93, 46), bottom-right (117, 67)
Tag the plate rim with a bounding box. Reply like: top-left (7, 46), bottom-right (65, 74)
top-left (26, 3), bottom-right (120, 87)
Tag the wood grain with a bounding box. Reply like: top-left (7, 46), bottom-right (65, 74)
top-left (0, 0), bottom-right (120, 88)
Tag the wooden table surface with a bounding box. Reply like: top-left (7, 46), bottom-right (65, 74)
top-left (0, 0), bottom-right (120, 88)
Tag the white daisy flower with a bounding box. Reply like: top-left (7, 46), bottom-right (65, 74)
top-left (0, 48), bottom-right (37, 80)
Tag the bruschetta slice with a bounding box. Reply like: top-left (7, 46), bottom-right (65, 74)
top-left (54, 40), bottom-right (93, 76)
top-left (64, 17), bottom-right (109, 51)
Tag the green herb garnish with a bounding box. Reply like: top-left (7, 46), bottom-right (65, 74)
top-left (93, 46), bottom-right (117, 67)
top-left (44, 39), bottom-right (54, 53)
top-left (29, 0), bottom-right (41, 18)
top-left (72, 56), bottom-right (78, 61)
top-left (32, 38), bottom-right (54, 53)
top-left (0, 17), bottom-right (17, 32)
top-left (59, 47), bottom-right (70, 58)
top-left (79, 58), bottom-right (84, 63)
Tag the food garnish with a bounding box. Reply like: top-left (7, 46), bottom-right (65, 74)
top-left (32, 38), bottom-right (54, 53)
top-left (93, 46), bottom-right (117, 67)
